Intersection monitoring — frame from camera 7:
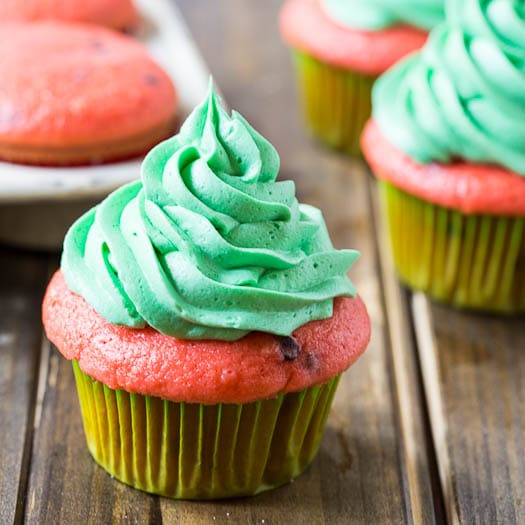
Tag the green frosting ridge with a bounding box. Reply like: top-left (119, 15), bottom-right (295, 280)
top-left (61, 84), bottom-right (359, 341)
top-left (373, 0), bottom-right (525, 175)
top-left (321, 0), bottom-right (444, 31)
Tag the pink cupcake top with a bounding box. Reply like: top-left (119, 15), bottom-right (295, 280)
top-left (43, 271), bottom-right (371, 404)
top-left (279, 0), bottom-right (428, 76)
top-left (0, 0), bottom-right (137, 30)
top-left (362, 120), bottom-right (525, 216)
top-left (0, 22), bottom-right (177, 149)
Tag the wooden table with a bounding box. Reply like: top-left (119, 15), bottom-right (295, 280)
top-left (1, 2), bottom-right (524, 523)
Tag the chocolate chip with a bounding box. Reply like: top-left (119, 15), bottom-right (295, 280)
top-left (278, 336), bottom-right (301, 361)
top-left (305, 352), bottom-right (319, 372)
top-left (143, 73), bottom-right (159, 86)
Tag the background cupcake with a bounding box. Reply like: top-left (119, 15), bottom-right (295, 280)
top-left (0, 22), bottom-right (178, 166)
top-left (280, 0), bottom-right (444, 156)
top-left (43, 85), bottom-right (370, 499)
top-left (362, 0), bottom-right (525, 312)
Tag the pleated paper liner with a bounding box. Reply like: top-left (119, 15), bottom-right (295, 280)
top-left (379, 181), bottom-right (525, 313)
top-left (72, 361), bottom-right (340, 499)
top-left (292, 51), bottom-right (375, 156)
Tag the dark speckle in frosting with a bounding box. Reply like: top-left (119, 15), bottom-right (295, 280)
top-left (279, 336), bottom-right (301, 361)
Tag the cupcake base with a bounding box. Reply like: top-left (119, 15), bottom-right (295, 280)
top-left (292, 51), bottom-right (375, 156)
top-left (380, 181), bottom-right (525, 313)
top-left (73, 361), bottom-right (340, 499)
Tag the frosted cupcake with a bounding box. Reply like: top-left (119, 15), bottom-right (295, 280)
top-left (43, 84), bottom-right (371, 499)
top-left (362, 0), bottom-right (525, 312)
top-left (280, 0), bottom-right (444, 155)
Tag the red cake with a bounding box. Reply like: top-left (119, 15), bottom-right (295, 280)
top-left (0, 22), bottom-right (177, 165)
top-left (43, 271), bottom-right (371, 405)
top-left (280, 0), bottom-right (427, 76)
top-left (0, 0), bottom-right (138, 30)
top-left (362, 120), bottom-right (525, 217)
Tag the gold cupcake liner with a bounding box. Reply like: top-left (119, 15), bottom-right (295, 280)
top-left (292, 51), bottom-right (376, 156)
top-left (380, 181), bottom-right (525, 313)
top-left (72, 361), bottom-right (340, 499)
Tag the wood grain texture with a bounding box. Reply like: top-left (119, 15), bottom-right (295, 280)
top-left (0, 249), bottom-right (52, 525)
top-left (24, 348), bottom-right (163, 524)
top-left (413, 294), bottom-right (525, 525)
top-left (371, 180), bottom-right (444, 525)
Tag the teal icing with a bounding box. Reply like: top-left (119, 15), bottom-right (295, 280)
top-left (321, 0), bottom-right (444, 31)
top-left (373, 0), bottom-right (525, 175)
top-left (61, 83), bottom-right (360, 341)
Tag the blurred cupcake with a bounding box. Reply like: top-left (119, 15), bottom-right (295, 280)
top-left (362, 0), bottom-right (525, 313)
top-left (0, 22), bottom-right (177, 166)
top-left (280, 0), bottom-right (444, 155)
top-left (0, 0), bottom-right (138, 30)
top-left (42, 84), bottom-right (371, 499)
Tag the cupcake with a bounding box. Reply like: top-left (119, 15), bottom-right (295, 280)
top-left (0, 22), bottom-right (177, 166)
top-left (42, 84), bottom-right (371, 499)
top-left (362, 0), bottom-right (525, 313)
top-left (0, 0), bottom-right (138, 30)
top-left (279, 0), bottom-right (444, 155)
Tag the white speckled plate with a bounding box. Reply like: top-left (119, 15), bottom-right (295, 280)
top-left (0, 0), bottom-right (210, 248)
top-left (0, 0), bottom-right (209, 204)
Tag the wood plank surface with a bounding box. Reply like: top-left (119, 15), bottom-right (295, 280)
top-left (413, 294), bottom-right (525, 525)
top-left (371, 181), bottom-right (445, 525)
top-left (24, 347), bottom-right (163, 524)
top-left (0, 250), bottom-right (54, 525)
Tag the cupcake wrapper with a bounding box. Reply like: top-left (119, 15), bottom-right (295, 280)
top-left (292, 51), bottom-right (376, 156)
top-left (380, 181), bottom-right (525, 313)
top-left (73, 361), bottom-right (340, 499)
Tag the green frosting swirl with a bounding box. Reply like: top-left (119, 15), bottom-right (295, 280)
top-left (61, 85), bottom-right (359, 341)
top-left (373, 0), bottom-right (525, 175)
top-left (321, 0), bottom-right (444, 31)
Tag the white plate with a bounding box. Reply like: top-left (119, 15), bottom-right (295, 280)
top-left (0, 0), bottom-right (210, 204)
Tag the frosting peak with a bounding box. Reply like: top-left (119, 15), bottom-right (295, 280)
top-left (171, 84), bottom-right (280, 184)
top-left (373, 0), bottom-right (525, 175)
top-left (321, 0), bottom-right (445, 31)
top-left (62, 84), bottom-right (359, 341)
